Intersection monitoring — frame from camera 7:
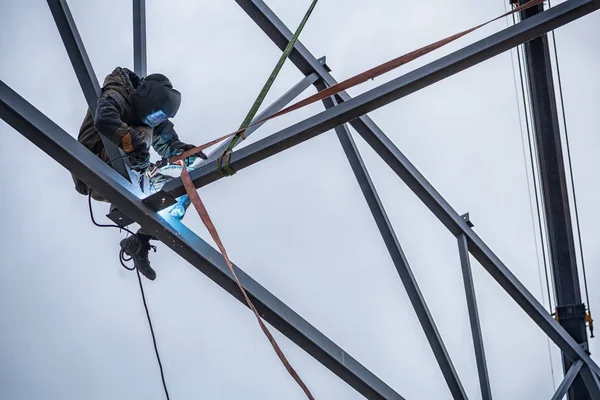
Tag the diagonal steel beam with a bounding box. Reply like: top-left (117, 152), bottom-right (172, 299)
top-left (144, 0), bottom-right (600, 376)
top-left (0, 80), bottom-right (405, 400)
top-left (47, 0), bottom-right (134, 183)
top-left (322, 86), bottom-right (466, 399)
top-left (552, 360), bottom-right (584, 400)
top-left (133, 0), bottom-right (147, 77)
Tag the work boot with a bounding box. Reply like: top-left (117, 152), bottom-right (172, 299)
top-left (120, 234), bottom-right (157, 280)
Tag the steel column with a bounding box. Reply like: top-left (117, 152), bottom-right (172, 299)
top-left (553, 360), bottom-right (584, 400)
top-left (0, 80), bottom-right (404, 400)
top-left (47, 0), bottom-right (133, 182)
top-left (321, 84), bottom-right (466, 399)
top-left (517, 2), bottom-right (589, 398)
top-left (133, 0), bottom-right (147, 77)
top-left (457, 216), bottom-right (492, 400)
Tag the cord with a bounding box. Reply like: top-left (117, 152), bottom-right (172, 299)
top-left (88, 193), bottom-right (170, 399)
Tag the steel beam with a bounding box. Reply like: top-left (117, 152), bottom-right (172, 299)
top-left (553, 360), bottom-right (584, 400)
top-left (140, 0), bottom-right (600, 375)
top-left (0, 80), bottom-right (404, 400)
top-left (322, 85), bottom-right (466, 399)
top-left (457, 215), bottom-right (492, 400)
top-left (47, 0), bottom-right (133, 182)
top-left (517, 2), bottom-right (589, 398)
top-left (133, 0), bottom-right (147, 77)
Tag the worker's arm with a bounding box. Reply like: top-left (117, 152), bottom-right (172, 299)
top-left (152, 119), bottom-right (184, 158)
top-left (94, 89), bottom-right (144, 153)
top-left (152, 120), bottom-right (206, 161)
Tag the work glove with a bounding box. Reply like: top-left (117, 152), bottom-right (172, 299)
top-left (125, 127), bottom-right (151, 171)
top-left (174, 143), bottom-right (208, 161)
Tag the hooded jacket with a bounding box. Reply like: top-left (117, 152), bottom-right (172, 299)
top-left (77, 67), bottom-right (186, 171)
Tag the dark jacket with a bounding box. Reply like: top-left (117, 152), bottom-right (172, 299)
top-left (77, 67), bottom-right (186, 171)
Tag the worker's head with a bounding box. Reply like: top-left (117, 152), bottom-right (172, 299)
top-left (132, 73), bottom-right (181, 128)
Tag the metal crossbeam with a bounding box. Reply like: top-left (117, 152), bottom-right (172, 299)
top-left (322, 85), bottom-right (466, 399)
top-left (47, 0), bottom-right (133, 183)
top-left (0, 80), bottom-right (405, 400)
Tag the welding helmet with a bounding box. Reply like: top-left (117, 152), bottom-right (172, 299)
top-left (133, 73), bottom-right (181, 127)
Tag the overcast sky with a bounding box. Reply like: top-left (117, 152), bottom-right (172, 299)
top-left (1, 0), bottom-right (600, 399)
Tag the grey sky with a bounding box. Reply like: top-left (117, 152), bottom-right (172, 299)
top-left (1, 0), bottom-right (599, 399)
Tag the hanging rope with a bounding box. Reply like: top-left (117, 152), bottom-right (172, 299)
top-left (179, 163), bottom-right (314, 399)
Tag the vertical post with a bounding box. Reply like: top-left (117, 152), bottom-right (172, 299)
top-left (517, 2), bottom-right (589, 398)
top-left (458, 214), bottom-right (492, 400)
top-left (133, 0), bottom-right (147, 77)
top-left (46, 0), bottom-right (132, 182)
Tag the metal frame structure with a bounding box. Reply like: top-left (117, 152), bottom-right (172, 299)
top-left (1, 0), bottom-right (599, 398)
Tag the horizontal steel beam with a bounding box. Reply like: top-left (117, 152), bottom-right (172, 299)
top-left (0, 80), bottom-right (404, 400)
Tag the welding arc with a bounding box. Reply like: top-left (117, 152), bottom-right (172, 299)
top-left (169, 0), bottom-right (544, 165)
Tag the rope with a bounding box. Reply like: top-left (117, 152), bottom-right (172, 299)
top-left (178, 163), bottom-right (314, 399)
top-left (88, 194), bottom-right (171, 399)
top-left (168, 0), bottom-right (545, 167)
top-left (218, 0), bottom-right (319, 176)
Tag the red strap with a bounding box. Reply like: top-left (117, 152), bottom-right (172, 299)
top-left (179, 163), bottom-right (315, 399)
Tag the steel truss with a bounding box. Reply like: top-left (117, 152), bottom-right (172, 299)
top-left (1, 0), bottom-right (599, 398)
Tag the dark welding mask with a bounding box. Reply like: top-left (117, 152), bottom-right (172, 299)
top-left (133, 73), bottom-right (181, 128)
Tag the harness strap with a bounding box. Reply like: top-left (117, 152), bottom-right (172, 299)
top-left (179, 163), bottom-right (314, 399)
